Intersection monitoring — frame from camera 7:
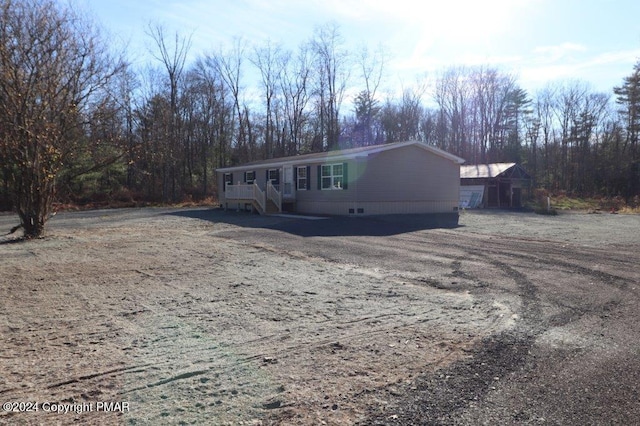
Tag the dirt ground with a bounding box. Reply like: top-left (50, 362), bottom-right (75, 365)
top-left (0, 208), bottom-right (639, 425)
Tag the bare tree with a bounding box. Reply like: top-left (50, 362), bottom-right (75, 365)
top-left (134, 70), bottom-right (172, 201)
top-left (353, 44), bottom-right (386, 146)
top-left (434, 66), bottom-right (472, 158)
top-left (532, 86), bottom-right (558, 189)
top-left (310, 23), bottom-right (350, 151)
top-left (147, 24), bottom-right (192, 201)
top-left (571, 92), bottom-right (609, 193)
top-left (207, 38), bottom-right (252, 163)
top-left (0, 0), bottom-right (125, 238)
top-left (192, 58), bottom-right (234, 170)
top-left (380, 84), bottom-right (426, 143)
top-left (251, 40), bottom-right (285, 158)
top-left (433, 66), bottom-right (523, 162)
top-left (470, 67), bottom-right (518, 162)
top-left (280, 45), bottom-right (312, 154)
top-left (552, 81), bottom-right (591, 190)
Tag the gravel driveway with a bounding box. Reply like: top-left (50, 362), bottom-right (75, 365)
top-left (1, 208), bottom-right (638, 425)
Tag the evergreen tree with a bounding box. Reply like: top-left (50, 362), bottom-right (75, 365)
top-left (614, 60), bottom-right (640, 196)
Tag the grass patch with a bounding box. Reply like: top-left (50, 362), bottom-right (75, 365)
top-left (550, 195), bottom-right (598, 211)
top-left (618, 205), bottom-right (640, 214)
top-left (532, 190), bottom-right (640, 214)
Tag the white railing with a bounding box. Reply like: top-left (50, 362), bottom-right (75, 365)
top-left (226, 184), bottom-right (253, 200)
top-left (267, 181), bottom-right (282, 212)
top-left (226, 183), bottom-right (266, 212)
top-left (253, 183), bottom-right (266, 212)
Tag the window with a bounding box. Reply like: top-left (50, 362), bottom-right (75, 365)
top-left (297, 166), bottom-right (307, 190)
top-left (244, 171), bottom-right (255, 184)
top-left (268, 169), bottom-right (279, 183)
top-left (321, 163), bottom-right (344, 190)
top-left (223, 173), bottom-right (233, 191)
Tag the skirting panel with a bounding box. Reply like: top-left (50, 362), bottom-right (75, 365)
top-left (295, 200), bottom-right (459, 216)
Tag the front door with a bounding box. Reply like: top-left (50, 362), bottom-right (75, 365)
top-left (283, 165), bottom-right (294, 199)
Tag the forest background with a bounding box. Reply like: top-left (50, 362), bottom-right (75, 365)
top-left (1, 0), bottom-right (639, 235)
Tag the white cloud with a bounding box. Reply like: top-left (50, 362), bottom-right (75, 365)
top-left (76, 0), bottom-right (640, 95)
top-left (533, 42), bottom-right (588, 62)
top-left (586, 49), bottom-right (640, 67)
top-left (518, 48), bottom-right (640, 92)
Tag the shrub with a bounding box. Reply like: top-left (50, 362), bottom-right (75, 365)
top-left (533, 188), bottom-right (557, 215)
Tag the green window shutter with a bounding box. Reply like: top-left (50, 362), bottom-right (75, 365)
top-left (266, 169), bottom-right (269, 182)
top-left (306, 166), bottom-right (311, 190)
top-left (343, 162), bottom-right (348, 190)
top-left (293, 167), bottom-right (298, 190)
top-left (317, 165), bottom-right (321, 190)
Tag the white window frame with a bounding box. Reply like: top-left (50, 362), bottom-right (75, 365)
top-left (245, 170), bottom-right (256, 184)
top-left (268, 168), bottom-right (279, 182)
top-left (321, 163), bottom-right (344, 190)
top-left (297, 166), bottom-right (307, 190)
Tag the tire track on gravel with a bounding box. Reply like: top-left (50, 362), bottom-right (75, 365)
top-left (360, 234), bottom-right (559, 425)
top-left (237, 227), bottom-right (549, 425)
top-left (362, 226), bottom-right (639, 424)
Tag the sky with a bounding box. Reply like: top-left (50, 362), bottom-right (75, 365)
top-left (71, 0), bottom-right (640, 98)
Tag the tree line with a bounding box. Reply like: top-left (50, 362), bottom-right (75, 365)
top-left (1, 0), bottom-right (639, 237)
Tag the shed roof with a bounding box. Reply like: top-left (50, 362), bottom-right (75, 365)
top-left (217, 141), bottom-right (465, 173)
top-left (461, 163), bottom-right (531, 179)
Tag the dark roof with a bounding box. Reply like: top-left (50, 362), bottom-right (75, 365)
top-left (217, 141), bottom-right (465, 173)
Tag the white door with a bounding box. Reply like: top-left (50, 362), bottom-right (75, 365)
top-left (283, 165), bottom-right (294, 199)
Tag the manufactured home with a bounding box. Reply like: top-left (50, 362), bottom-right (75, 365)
top-left (460, 163), bottom-right (532, 208)
top-left (216, 141), bottom-right (465, 218)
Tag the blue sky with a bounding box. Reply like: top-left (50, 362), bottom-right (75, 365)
top-left (73, 0), bottom-right (640, 96)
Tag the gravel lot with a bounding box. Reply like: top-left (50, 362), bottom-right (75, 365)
top-left (0, 208), bottom-right (638, 425)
